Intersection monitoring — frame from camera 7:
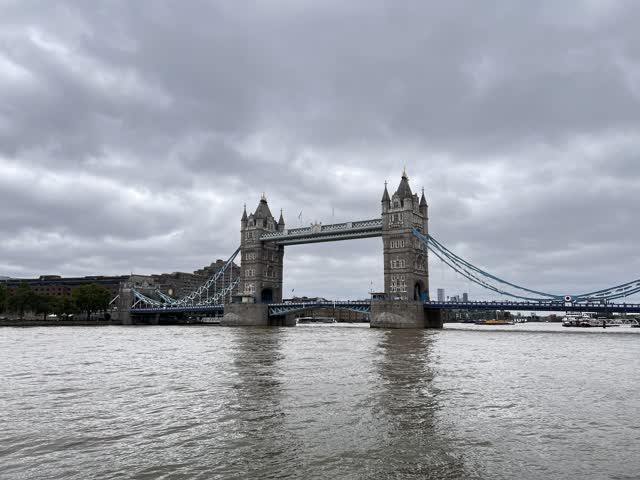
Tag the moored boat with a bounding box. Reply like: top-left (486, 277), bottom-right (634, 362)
top-left (562, 313), bottom-right (630, 328)
top-left (474, 319), bottom-right (514, 325)
top-left (562, 313), bottom-right (592, 327)
top-left (296, 316), bottom-right (337, 324)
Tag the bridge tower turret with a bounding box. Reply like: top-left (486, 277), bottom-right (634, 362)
top-left (381, 170), bottom-right (429, 301)
top-left (239, 195), bottom-right (284, 304)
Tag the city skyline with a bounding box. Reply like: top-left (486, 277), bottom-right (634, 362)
top-left (2, 2), bottom-right (640, 300)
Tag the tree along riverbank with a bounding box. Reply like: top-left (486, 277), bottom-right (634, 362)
top-left (0, 319), bottom-right (122, 327)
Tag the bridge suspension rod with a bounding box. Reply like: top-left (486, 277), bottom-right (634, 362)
top-left (173, 246), bottom-right (240, 306)
top-left (415, 229), bottom-right (640, 303)
top-left (414, 229), bottom-right (560, 300)
top-left (129, 247), bottom-right (241, 309)
top-left (415, 232), bottom-right (554, 301)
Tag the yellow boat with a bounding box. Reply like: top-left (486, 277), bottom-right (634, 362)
top-left (474, 319), bottom-right (514, 325)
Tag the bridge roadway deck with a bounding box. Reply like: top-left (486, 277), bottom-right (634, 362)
top-left (130, 300), bottom-right (640, 316)
top-left (425, 301), bottom-right (640, 313)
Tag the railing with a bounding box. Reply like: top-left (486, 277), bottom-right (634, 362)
top-left (269, 300), bottom-right (372, 316)
top-left (260, 218), bottom-right (382, 242)
top-left (130, 304), bottom-right (225, 314)
top-left (424, 300), bottom-right (640, 312)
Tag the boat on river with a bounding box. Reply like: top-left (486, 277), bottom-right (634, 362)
top-left (562, 313), bottom-right (593, 327)
top-left (474, 319), bottom-right (514, 326)
top-left (563, 314), bottom-right (631, 328)
top-left (296, 316), bottom-right (337, 324)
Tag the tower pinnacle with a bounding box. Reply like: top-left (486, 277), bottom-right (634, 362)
top-left (382, 181), bottom-right (390, 204)
top-left (395, 169), bottom-right (413, 199)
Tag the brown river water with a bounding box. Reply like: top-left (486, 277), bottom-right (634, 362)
top-left (1, 323), bottom-right (638, 479)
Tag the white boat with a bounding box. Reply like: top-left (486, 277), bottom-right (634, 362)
top-left (296, 316), bottom-right (337, 324)
top-left (563, 313), bottom-right (629, 328)
top-left (562, 313), bottom-right (591, 327)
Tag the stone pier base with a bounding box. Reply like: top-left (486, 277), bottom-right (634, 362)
top-left (116, 288), bottom-right (134, 325)
top-left (270, 313), bottom-right (298, 327)
top-left (221, 303), bottom-right (270, 327)
top-left (370, 301), bottom-right (427, 329)
top-left (369, 302), bottom-right (445, 329)
top-left (425, 308), bottom-right (445, 329)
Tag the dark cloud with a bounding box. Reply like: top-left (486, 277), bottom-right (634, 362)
top-left (1, 0), bottom-right (640, 300)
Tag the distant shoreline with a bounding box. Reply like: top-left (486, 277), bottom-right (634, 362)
top-left (0, 320), bottom-right (122, 327)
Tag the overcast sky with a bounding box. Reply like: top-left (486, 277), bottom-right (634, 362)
top-left (2, 0), bottom-right (640, 300)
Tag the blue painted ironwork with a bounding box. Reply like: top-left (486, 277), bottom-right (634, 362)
top-left (414, 229), bottom-right (640, 304)
top-left (155, 290), bottom-right (177, 304)
top-left (172, 247), bottom-right (240, 306)
top-left (131, 304), bottom-right (224, 315)
top-left (261, 219), bottom-right (382, 245)
top-left (199, 278), bottom-right (240, 305)
top-left (268, 301), bottom-right (371, 317)
top-left (424, 300), bottom-right (640, 314)
top-left (130, 247), bottom-right (240, 310)
top-left (572, 280), bottom-right (640, 302)
top-left (413, 228), bottom-right (561, 301)
top-left (129, 299), bottom-right (640, 317)
top-left (132, 289), bottom-right (163, 308)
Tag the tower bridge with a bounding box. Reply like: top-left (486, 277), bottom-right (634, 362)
top-left (122, 170), bottom-right (640, 328)
top-left (217, 169), bottom-right (431, 327)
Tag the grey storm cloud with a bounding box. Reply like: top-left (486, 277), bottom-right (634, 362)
top-left (1, 0), bottom-right (640, 299)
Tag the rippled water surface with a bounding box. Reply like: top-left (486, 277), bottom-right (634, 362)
top-left (1, 324), bottom-right (638, 479)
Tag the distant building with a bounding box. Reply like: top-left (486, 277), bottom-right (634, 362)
top-left (437, 288), bottom-right (445, 302)
top-left (151, 271), bottom-right (203, 298)
top-left (153, 259), bottom-right (241, 300)
top-left (194, 259), bottom-right (241, 294)
top-left (0, 258), bottom-right (241, 304)
top-left (0, 274), bottom-right (154, 299)
top-left (462, 292), bottom-right (469, 302)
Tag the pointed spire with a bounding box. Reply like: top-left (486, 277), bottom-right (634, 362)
top-left (241, 204), bottom-right (247, 221)
top-left (395, 169), bottom-right (413, 199)
top-left (278, 208), bottom-right (285, 225)
top-left (254, 195), bottom-right (273, 219)
top-left (420, 187), bottom-right (427, 207)
top-left (381, 180), bottom-right (390, 204)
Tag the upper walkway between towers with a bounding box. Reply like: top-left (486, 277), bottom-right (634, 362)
top-left (259, 219), bottom-right (383, 245)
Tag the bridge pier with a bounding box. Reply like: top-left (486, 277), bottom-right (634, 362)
top-left (370, 300), bottom-right (427, 329)
top-left (425, 308), bottom-right (445, 329)
top-left (221, 303), bottom-right (270, 326)
top-left (116, 287), bottom-right (133, 325)
top-left (271, 313), bottom-right (297, 327)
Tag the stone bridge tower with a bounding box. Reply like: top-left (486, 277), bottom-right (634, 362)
top-left (381, 170), bottom-right (429, 301)
top-left (239, 195), bottom-right (285, 304)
